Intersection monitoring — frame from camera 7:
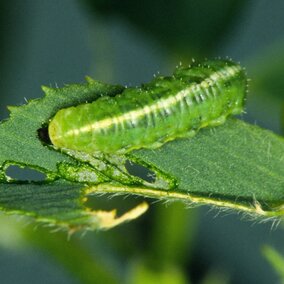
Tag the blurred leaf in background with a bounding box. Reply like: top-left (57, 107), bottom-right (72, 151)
top-left (262, 245), bottom-right (284, 283)
top-left (280, 103), bottom-right (284, 135)
top-left (248, 41), bottom-right (284, 102)
top-left (244, 41), bottom-right (284, 134)
top-left (83, 0), bottom-right (248, 58)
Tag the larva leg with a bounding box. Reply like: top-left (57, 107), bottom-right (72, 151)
top-left (231, 107), bottom-right (244, 115)
top-left (141, 141), bottom-right (165, 150)
top-left (180, 129), bottom-right (199, 139)
top-left (148, 129), bottom-right (198, 148)
top-left (207, 115), bottom-right (227, 127)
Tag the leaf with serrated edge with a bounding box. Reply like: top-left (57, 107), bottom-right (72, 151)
top-left (1, 76), bottom-right (284, 231)
top-left (0, 78), bottom-right (148, 231)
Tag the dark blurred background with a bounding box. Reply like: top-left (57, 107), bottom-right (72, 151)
top-left (0, 1), bottom-right (284, 283)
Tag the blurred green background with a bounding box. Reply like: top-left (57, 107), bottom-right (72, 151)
top-left (0, 1), bottom-right (284, 283)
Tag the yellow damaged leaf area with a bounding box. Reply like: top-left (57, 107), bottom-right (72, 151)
top-left (90, 202), bottom-right (149, 230)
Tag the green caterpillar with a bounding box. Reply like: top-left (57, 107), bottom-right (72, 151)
top-left (48, 59), bottom-right (247, 154)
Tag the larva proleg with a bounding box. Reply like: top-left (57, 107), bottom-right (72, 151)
top-left (48, 59), bottom-right (247, 154)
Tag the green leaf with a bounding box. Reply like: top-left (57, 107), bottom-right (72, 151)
top-left (262, 245), bottom-right (284, 283)
top-left (0, 79), bottom-right (148, 230)
top-left (200, 269), bottom-right (229, 284)
top-left (90, 118), bottom-right (284, 217)
top-left (281, 104), bottom-right (284, 135)
top-left (127, 261), bottom-right (188, 284)
top-left (149, 203), bottom-right (198, 267)
top-left (0, 181), bottom-right (148, 231)
top-left (1, 75), bottom-right (284, 231)
top-left (0, 78), bottom-right (124, 180)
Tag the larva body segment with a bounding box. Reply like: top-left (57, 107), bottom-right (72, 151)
top-left (48, 59), bottom-right (247, 154)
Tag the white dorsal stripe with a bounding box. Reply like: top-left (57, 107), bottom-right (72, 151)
top-left (65, 65), bottom-right (241, 138)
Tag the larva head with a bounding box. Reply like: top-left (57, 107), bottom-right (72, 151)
top-left (48, 103), bottom-right (102, 153)
top-left (48, 109), bottom-right (67, 149)
top-left (48, 105), bottom-right (85, 150)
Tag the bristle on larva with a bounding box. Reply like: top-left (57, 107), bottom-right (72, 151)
top-left (48, 59), bottom-right (247, 154)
